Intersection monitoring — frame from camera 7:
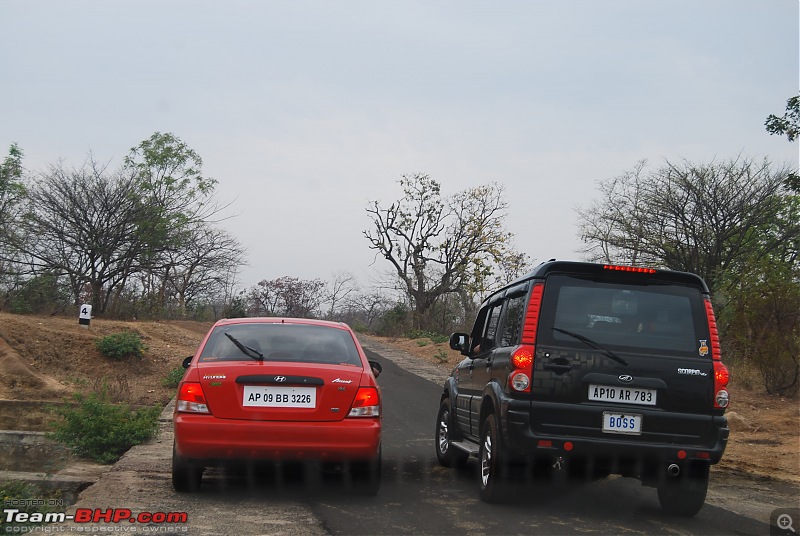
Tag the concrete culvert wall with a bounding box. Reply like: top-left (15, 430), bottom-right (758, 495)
top-left (0, 430), bottom-right (72, 472)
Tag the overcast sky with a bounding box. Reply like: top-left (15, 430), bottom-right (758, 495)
top-left (2, 0), bottom-right (798, 292)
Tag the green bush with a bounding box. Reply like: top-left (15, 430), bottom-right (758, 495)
top-left (95, 331), bottom-right (147, 360)
top-left (161, 366), bottom-right (185, 388)
top-left (49, 391), bottom-right (160, 464)
top-left (434, 349), bottom-right (449, 363)
top-left (407, 329), bottom-right (449, 344)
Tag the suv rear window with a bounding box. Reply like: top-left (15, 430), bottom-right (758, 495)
top-left (539, 274), bottom-right (708, 357)
top-left (199, 323), bottom-right (363, 366)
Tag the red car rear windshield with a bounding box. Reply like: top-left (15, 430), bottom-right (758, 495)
top-left (199, 323), bottom-right (362, 366)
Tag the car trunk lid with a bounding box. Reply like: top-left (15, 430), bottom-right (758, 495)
top-left (197, 361), bottom-right (365, 422)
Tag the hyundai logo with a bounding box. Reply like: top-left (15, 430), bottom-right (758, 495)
top-left (274, 376), bottom-right (287, 383)
top-left (618, 374), bottom-right (633, 384)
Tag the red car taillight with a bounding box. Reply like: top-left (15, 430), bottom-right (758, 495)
top-left (177, 382), bottom-right (211, 414)
top-left (510, 283), bottom-right (544, 393)
top-left (348, 387), bottom-right (380, 417)
top-left (705, 298), bottom-right (730, 409)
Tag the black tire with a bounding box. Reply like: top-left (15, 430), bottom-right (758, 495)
top-left (351, 447), bottom-right (382, 496)
top-left (656, 466), bottom-right (709, 517)
top-left (435, 399), bottom-right (469, 468)
top-left (172, 444), bottom-right (202, 493)
top-left (478, 414), bottom-right (510, 503)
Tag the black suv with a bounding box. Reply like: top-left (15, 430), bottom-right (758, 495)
top-left (434, 261), bottom-right (730, 516)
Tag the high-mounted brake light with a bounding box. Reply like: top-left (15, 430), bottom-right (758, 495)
top-left (348, 387), bottom-right (380, 417)
top-left (704, 298), bottom-right (730, 409)
top-left (510, 283), bottom-right (544, 393)
top-left (177, 382), bottom-right (210, 414)
top-left (603, 264), bottom-right (657, 274)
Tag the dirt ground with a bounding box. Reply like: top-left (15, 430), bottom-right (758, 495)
top-left (0, 313), bottom-right (797, 485)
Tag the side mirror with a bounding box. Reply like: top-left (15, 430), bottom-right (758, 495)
top-left (449, 332), bottom-right (470, 356)
top-left (182, 356), bottom-right (194, 369)
top-left (369, 360), bottom-right (382, 378)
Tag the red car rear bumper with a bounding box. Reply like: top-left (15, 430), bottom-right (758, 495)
top-left (174, 414), bottom-right (381, 462)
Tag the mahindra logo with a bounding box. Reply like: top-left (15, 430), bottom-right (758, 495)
top-left (618, 374), bottom-right (633, 384)
top-left (274, 376), bottom-right (287, 383)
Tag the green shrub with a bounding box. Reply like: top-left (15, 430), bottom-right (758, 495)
top-left (161, 366), bottom-right (185, 388)
top-left (407, 330), bottom-right (449, 344)
top-left (95, 331), bottom-right (147, 360)
top-left (49, 391), bottom-right (160, 464)
top-left (434, 349), bottom-right (449, 363)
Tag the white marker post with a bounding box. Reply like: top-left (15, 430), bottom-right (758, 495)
top-left (79, 304), bottom-right (92, 328)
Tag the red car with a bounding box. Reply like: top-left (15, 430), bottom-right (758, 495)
top-left (172, 317), bottom-right (382, 493)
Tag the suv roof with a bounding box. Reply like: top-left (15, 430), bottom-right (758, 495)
top-left (508, 260), bottom-right (710, 293)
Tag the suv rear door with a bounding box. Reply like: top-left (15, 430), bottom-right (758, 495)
top-left (530, 270), bottom-right (719, 444)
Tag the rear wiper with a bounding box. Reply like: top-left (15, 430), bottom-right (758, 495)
top-left (224, 333), bottom-right (264, 361)
top-left (552, 327), bottom-right (629, 366)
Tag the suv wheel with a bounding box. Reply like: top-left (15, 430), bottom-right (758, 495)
top-left (172, 444), bottom-right (202, 492)
top-left (656, 465), bottom-right (709, 517)
top-left (479, 414), bottom-right (510, 502)
top-left (435, 399), bottom-right (469, 468)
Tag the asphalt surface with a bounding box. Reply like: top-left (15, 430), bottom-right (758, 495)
top-left (44, 336), bottom-right (795, 535)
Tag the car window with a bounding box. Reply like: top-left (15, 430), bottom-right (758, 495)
top-left (199, 323), bottom-right (362, 366)
top-left (499, 294), bottom-right (526, 347)
top-left (478, 303), bottom-right (503, 352)
top-left (541, 275), bottom-right (705, 356)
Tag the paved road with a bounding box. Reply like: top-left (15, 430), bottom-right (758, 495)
top-left (52, 337), bottom-right (795, 535)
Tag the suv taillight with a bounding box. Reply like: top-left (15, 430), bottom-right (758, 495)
top-left (177, 382), bottom-right (211, 414)
top-left (510, 345), bottom-right (534, 391)
top-left (510, 283), bottom-right (544, 393)
top-left (704, 298), bottom-right (730, 409)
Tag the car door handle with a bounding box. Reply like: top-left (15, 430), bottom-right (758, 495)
top-left (543, 363), bottom-right (573, 374)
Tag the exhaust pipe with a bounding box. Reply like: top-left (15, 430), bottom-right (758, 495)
top-left (667, 463), bottom-right (680, 477)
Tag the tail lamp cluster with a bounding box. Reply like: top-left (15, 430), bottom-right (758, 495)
top-left (347, 387), bottom-right (381, 417)
top-left (705, 298), bottom-right (730, 409)
top-left (176, 383), bottom-right (380, 417)
top-left (509, 283), bottom-right (544, 393)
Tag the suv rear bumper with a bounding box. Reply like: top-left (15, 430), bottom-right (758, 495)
top-left (505, 400), bottom-right (729, 465)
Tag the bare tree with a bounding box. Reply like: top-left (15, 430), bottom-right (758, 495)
top-left (16, 160), bottom-right (149, 313)
top-left (342, 290), bottom-right (392, 329)
top-left (165, 225), bottom-right (246, 315)
top-left (247, 276), bottom-right (327, 318)
top-left (364, 174), bottom-right (526, 330)
top-left (324, 270), bottom-right (358, 320)
top-left (577, 157), bottom-right (798, 291)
